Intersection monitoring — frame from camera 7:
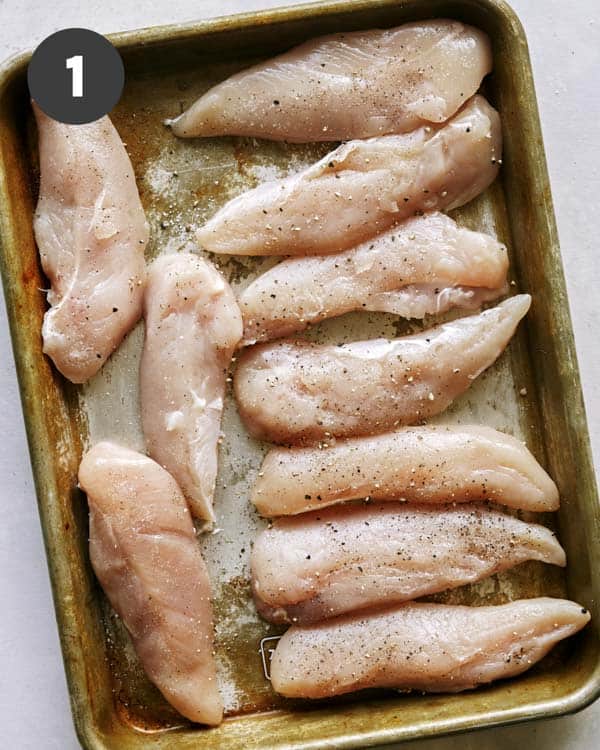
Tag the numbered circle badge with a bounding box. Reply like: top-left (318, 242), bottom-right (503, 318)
top-left (28, 28), bottom-right (124, 124)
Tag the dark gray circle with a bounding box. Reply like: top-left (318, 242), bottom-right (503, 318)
top-left (28, 28), bottom-right (124, 124)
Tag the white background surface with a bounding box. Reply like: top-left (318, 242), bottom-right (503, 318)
top-left (0, 1), bottom-right (598, 748)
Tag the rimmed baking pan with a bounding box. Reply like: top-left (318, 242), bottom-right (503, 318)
top-left (0, 1), bottom-right (598, 747)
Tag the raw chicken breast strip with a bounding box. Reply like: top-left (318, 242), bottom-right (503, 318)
top-left (78, 442), bottom-right (223, 725)
top-left (270, 598), bottom-right (590, 698)
top-left (234, 294), bottom-right (530, 444)
top-left (196, 95), bottom-right (500, 256)
top-left (140, 254), bottom-right (242, 525)
top-left (240, 212), bottom-right (508, 344)
top-left (252, 503), bottom-right (566, 624)
top-left (33, 103), bottom-right (148, 383)
top-left (170, 20), bottom-right (492, 142)
top-left (252, 424), bottom-right (559, 516)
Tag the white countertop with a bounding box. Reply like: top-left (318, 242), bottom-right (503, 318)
top-left (0, 1), bottom-right (598, 748)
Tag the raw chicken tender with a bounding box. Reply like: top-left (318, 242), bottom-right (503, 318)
top-left (252, 503), bottom-right (566, 624)
top-left (270, 598), bottom-right (590, 698)
top-left (170, 20), bottom-right (492, 142)
top-left (33, 103), bottom-right (148, 383)
top-left (234, 295), bottom-right (530, 444)
top-left (196, 96), bottom-right (501, 256)
top-left (78, 442), bottom-right (223, 725)
top-left (252, 424), bottom-right (559, 516)
top-left (140, 254), bottom-right (242, 525)
top-left (240, 212), bottom-right (508, 344)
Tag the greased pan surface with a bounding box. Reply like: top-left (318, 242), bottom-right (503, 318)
top-left (0, 1), bottom-right (599, 748)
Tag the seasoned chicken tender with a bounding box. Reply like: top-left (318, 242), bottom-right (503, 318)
top-left (235, 295), bottom-right (531, 444)
top-left (252, 503), bottom-right (566, 624)
top-left (271, 599), bottom-right (590, 698)
top-left (78, 442), bottom-right (223, 725)
top-left (240, 212), bottom-right (508, 344)
top-left (196, 96), bottom-right (501, 257)
top-left (252, 424), bottom-right (559, 516)
top-left (170, 20), bottom-right (492, 142)
top-left (140, 254), bottom-right (242, 525)
top-left (33, 103), bottom-right (148, 383)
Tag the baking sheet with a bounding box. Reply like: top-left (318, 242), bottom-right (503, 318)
top-left (1, 1), bottom-right (599, 747)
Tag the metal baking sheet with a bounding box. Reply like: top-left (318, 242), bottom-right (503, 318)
top-left (0, 1), bottom-right (599, 748)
